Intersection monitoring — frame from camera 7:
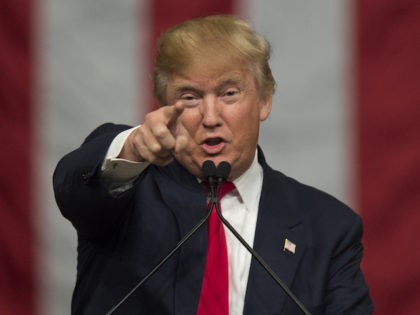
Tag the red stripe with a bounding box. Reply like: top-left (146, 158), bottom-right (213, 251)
top-left (148, 0), bottom-right (236, 112)
top-left (356, 0), bottom-right (420, 314)
top-left (0, 0), bottom-right (36, 314)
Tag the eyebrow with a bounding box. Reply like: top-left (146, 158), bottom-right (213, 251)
top-left (173, 74), bottom-right (247, 94)
top-left (218, 73), bottom-right (246, 86)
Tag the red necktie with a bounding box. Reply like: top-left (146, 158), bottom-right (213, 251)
top-left (197, 181), bottom-right (235, 315)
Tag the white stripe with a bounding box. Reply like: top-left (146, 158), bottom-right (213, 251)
top-left (35, 1), bottom-right (146, 314)
top-left (247, 0), bottom-right (351, 205)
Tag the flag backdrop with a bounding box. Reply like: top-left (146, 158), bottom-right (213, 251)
top-left (1, 0), bottom-right (419, 314)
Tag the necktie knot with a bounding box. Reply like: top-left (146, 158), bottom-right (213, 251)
top-left (203, 181), bottom-right (235, 201)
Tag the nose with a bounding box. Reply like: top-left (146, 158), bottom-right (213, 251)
top-left (201, 95), bottom-right (221, 128)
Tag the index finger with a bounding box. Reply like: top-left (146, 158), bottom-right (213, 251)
top-left (163, 102), bottom-right (185, 126)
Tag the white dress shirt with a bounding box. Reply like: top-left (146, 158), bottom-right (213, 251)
top-left (225, 153), bottom-right (263, 315)
top-left (102, 128), bottom-right (263, 315)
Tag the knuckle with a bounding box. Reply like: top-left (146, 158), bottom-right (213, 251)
top-left (154, 125), bottom-right (169, 139)
top-left (132, 142), bottom-right (147, 160)
top-left (149, 142), bottom-right (162, 154)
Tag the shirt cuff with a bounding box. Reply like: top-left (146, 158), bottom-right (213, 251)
top-left (101, 126), bottom-right (149, 184)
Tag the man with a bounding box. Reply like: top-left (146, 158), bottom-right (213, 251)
top-left (54, 15), bottom-right (374, 314)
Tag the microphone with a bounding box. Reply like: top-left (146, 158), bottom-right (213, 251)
top-left (106, 160), bottom-right (218, 315)
top-left (214, 161), bottom-right (311, 315)
top-left (202, 160), bottom-right (217, 178)
top-left (215, 161), bottom-right (230, 180)
top-left (202, 160), bottom-right (217, 199)
top-left (203, 160), bottom-right (231, 203)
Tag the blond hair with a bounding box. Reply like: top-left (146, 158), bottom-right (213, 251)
top-left (153, 15), bottom-right (276, 105)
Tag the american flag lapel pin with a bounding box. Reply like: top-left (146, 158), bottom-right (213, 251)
top-left (283, 238), bottom-right (296, 254)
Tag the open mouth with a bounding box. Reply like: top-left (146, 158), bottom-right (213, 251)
top-left (201, 137), bottom-right (226, 154)
top-left (205, 137), bottom-right (223, 146)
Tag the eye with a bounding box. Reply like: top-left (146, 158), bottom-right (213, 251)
top-left (180, 94), bottom-right (200, 107)
top-left (225, 90), bottom-right (238, 97)
top-left (221, 88), bottom-right (240, 103)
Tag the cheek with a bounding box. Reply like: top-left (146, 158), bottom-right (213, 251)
top-left (230, 115), bottom-right (260, 145)
top-left (232, 105), bottom-right (260, 128)
top-left (180, 111), bottom-right (200, 133)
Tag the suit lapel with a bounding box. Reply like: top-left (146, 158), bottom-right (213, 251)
top-left (244, 153), bottom-right (306, 314)
top-left (153, 161), bottom-right (209, 314)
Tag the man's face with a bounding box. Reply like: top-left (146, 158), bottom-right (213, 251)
top-left (167, 66), bottom-right (272, 180)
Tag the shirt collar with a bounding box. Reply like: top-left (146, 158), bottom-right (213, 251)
top-left (232, 150), bottom-right (263, 212)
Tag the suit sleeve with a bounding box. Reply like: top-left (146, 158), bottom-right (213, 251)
top-left (325, 214), bottom-right (374, 314)
top-left (53, 123), bottom-right (139, 240)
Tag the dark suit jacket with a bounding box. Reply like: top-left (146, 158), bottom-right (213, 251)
top-left (53, 123), bottom-right (374, 314)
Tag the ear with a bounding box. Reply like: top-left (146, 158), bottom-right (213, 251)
top-left (259, 95), bottom-right (272, 121)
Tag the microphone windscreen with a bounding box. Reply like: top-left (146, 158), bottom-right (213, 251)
top-left (202, 160), bottom-right (216, 179)
top-left (216, 161), bottom-right (231, 180)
